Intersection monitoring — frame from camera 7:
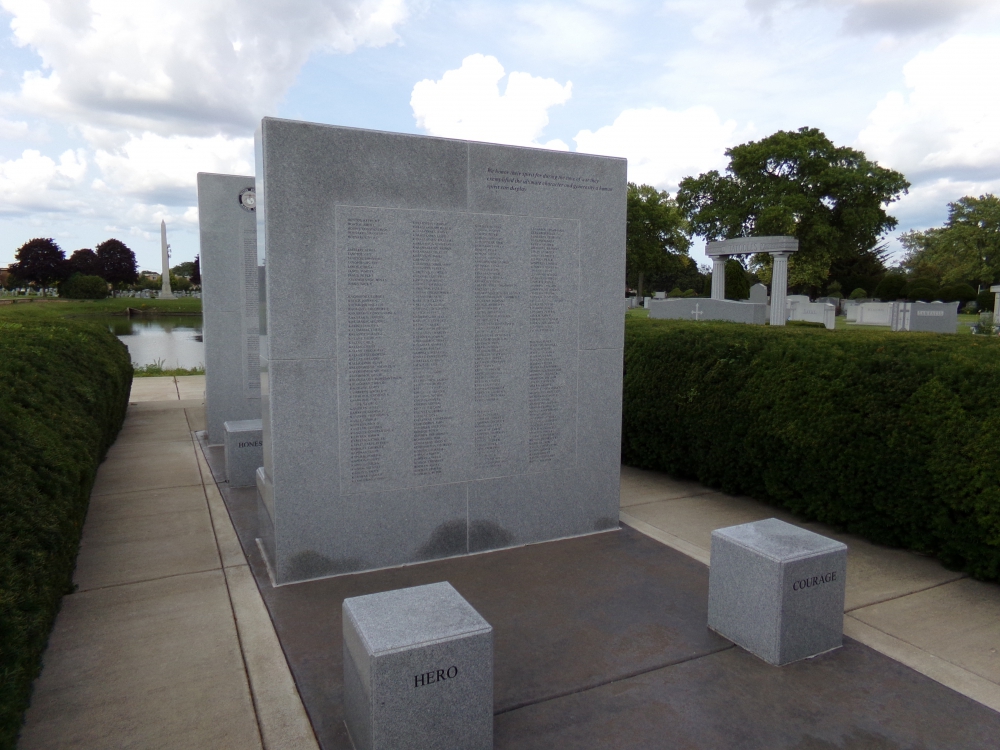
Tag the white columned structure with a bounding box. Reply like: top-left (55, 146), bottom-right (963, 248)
top-left (710, 258), bottom-right (727, 300)
top-left (769, 252), bottom-right (791, 326)
top-left (705, 236), bottom-right (798, 325)
top-left (160, 219), bottom-right (175, 299)
top-left (991, 285), bottom-right (1000, 328)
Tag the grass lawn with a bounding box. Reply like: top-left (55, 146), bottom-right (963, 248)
top-left (0, 297), bottom-right (201, 322)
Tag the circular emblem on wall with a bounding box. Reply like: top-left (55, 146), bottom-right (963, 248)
top-left (239, 187), bottom-right (256, 212)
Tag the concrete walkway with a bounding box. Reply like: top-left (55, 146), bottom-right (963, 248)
top-left (18, 376), bottom-right (318, 750)
top-left (620, 465), bottom-right (1000, 713)
top-left (16, 376), bottom-right (999, 747)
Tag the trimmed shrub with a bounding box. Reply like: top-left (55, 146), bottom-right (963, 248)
top-left (848, 287), bottom-right (867, 299)
top-left (905, 280), bottom-right (939, 302)
top-left (623, 319), bottom-right (1000, 582)
top-left (59, 273), bottom-right (110, 300)
top-left (874, 273), bottom-right (907, 301)
top-left (938, 283), bottom-right (976, 306)
top-left (976, 291), bottom-right (995, 312)
top-left (0, 320), bottom-right (132, 748)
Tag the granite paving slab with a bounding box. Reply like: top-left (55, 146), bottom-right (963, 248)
top-left (202, 444), bottom-right (1000, 749)
top-left (217, 486), bottom-right (731, 748)
top-left (494, 640), bottom-right (1000, 749)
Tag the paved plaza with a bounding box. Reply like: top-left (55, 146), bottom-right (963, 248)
top-left (16, 376), bottom-right (1000, 748)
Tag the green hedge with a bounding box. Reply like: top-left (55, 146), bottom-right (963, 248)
top-left (0, 320), bottom-right (132, 749)
top-left (623, 319), bottom-right (1000, 581)
top-left (59, 274), bottom-right (110, 300)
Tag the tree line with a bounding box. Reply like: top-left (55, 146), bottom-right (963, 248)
top-left (627, 126), bottom-right (997, 309)
top-left (4, 237), bottom-right (201, 294)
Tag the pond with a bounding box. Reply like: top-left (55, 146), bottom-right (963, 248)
top-left (88, 315), bottom-right (205, 370)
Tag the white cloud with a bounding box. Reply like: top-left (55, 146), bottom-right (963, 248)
top-left (742, 0), bottom-right (990, 36)
top-left (0, 148), bottom-right (88, 213)
top-left (573, 106), bottom-right (747, 192)
top-left (837, 0), bottom-right (989, 36)
top-left (0, 117), bottom-right (30, 138)
top-left (93, 132), bottom-right (253, 203)
top-left (857, 36), bottom-right (1000, 178)
top-left (411, 54), bottom-right (572, 149)
top-left (513, 3), bottom-right (619, 64)
top-left (1, 0), bottom-right (408, 134)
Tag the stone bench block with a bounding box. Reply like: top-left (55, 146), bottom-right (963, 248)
top-left (343, 582), bottom-right (493, 750)
top-left (708, 518), bottom-right (847, 666)
top-left (223, 419), bottom-right (263, 488)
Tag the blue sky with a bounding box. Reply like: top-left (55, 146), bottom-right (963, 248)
top-left (1, 0), bottom-right (999, 272)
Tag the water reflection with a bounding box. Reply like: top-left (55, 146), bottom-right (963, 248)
top-left (87, 315), bottom-right (205, 369)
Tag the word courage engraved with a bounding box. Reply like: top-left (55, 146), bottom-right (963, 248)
top-left (792, 571), bottom-right (837, 591)
top-left (414, 666), bottom-right (459, 688)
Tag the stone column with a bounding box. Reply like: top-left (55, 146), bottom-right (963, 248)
top-left (991, 285), bottom-right (1000, 328)
top-left (160, 220), bottom-right (175, 299)
top-left (711, 257), bottom-right (727, 300)
top-left (769, 252), bottom-right (790, 326)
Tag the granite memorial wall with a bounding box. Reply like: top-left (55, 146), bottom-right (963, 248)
top-left (254, 118), bottom-right (626, 584)
top-left (197, 172), bottom-right (262, 444)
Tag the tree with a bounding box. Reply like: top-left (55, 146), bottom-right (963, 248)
top-left (95, 238), bottom-right (138, 288)
top-left (59, 273), bottom-right (110, 299)
top-left (826, 244), bottom-right (889, 298)
top-left (626, 183), bottom-right (692, 298)
top-left (171, 261), bottom-right (196, 278)
top-left (676, 127), bottom-right (910, 289)
top-left (874, 273), bottom-right (907, 301)
top-left (191, 255), bottom-right (201, 286)
top-left (8, 238), bottom-right (68, 290)
top-left (899, 194), bottom-right (1000, 287)
top-left (67, 248), bottom-right (103, 278)
top-left (724, 258), bottom-right (750, 300)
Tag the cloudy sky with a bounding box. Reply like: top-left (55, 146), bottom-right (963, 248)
top-left (1, 0), bottom-right (999, 272)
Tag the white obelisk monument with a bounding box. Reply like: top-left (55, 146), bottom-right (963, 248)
top-left (160, 219), bottom-right (175, 299)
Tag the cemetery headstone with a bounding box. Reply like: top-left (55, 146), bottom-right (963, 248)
top-left (708, 518), bottom-right (847, 666)
top-left (198, 173), bottom-right (262, 445)
top-left (648, 297), bottom-right (767, 325)
top-left (890, 301), bottom-right (959, 333)
top-left (855, 302), bottom-right (893, 326)
top-left (255, 118), bottom-right (625, 583)
top-left (748, 283), bottom-right (769, 305)
top-left (788, 300), bottom-right (836, 330)
top-left (343, 582), bottom-right (493, 750)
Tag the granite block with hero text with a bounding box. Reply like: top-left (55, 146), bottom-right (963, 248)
top-left (198, 172), bottom-right (261, 445)
top-left (343, 582), bottom-right (493, 750)
top-left (707, 518), bottom-right (847, 666)
top-left (254, 118), bottom-right (626, 583)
